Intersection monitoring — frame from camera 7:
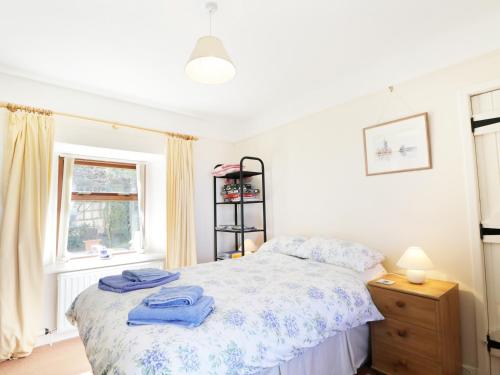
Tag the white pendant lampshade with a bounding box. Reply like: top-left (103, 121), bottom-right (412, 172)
top-left (397, 246), bottom-right (434, 284)
top-left (185, 1), bottom-right (235, 84)
top-left (185, 36), bottom-right (235, 84)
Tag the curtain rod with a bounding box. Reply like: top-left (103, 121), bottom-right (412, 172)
top-left (0, 101), bottom-right (199, 141)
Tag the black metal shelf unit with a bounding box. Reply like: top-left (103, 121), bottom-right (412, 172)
top-left (213, 156), bottom-right (267, 260)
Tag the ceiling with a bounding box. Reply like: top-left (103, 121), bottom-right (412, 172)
top-left (1, 0), bottom-right (500, 140)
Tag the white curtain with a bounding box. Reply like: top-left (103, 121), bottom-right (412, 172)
top-left (136, 163), bottom-right (147, 250)
top-left (0, 111), bottom-right (54, 360)
top-left (56, 157), bottom-right (74, 258)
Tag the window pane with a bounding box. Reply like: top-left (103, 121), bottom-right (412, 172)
top-left (67, 200), bottom-right (139, 254)
top-left (72, 164), bottom-right (137, 194)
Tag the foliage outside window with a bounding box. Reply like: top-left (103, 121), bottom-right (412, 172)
top-left (58, 158), bottom-right (140, 257)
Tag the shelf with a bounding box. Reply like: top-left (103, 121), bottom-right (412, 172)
top-left (216, 200), bottom-right (263, 205)
top-left (215, 228), bottom-right (264, 233)
top-left (214, 170), bottom-right (262, 179)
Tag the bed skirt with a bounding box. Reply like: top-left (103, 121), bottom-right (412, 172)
top-left (260, 324), bottom-right (369, 375)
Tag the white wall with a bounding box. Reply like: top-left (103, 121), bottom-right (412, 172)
top-left (234, 49), bottom-right (500, 369)
top-left (0, 73), bottom-right (236, 337)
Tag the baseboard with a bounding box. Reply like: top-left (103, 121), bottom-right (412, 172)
top-left (463, 364), bottom-right (478, 375)
top-left (35, 329), bottom-right (79, 348)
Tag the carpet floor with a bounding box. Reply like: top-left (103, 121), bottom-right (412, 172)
top-left (0, 337), bottom-right (381, 375)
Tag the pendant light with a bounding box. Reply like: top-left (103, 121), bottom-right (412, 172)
top-left (185, 1), bottom-right (236, 84)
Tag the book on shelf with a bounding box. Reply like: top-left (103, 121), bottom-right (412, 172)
top-left (217, 250), bottom-right (242, 260)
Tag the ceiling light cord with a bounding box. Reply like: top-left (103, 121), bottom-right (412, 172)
top-left (209, 8), bottom-right (213, 36)
top-left (206, 2), bottom-right (217, 36)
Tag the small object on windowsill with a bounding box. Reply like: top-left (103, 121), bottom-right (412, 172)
top-left (94, 245), bottom-right (112, 260)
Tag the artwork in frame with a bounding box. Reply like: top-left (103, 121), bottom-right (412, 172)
top-left (363, 113), bottom-right (431, 176)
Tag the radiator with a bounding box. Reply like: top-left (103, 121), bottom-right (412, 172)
top-left (56, 260), bottom-right (163, 333)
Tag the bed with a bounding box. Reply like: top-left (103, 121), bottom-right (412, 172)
top-left (67, 250), bottom-right (384, 375)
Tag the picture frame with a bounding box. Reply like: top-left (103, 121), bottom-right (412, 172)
top-left (363, 113), bottom-right (431, 176)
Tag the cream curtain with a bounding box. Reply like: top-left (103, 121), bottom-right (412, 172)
top-left (166, 136), bottom-right (197, 268)
top-left (56, 157), bottom-right (74, 258)
top-left (0, 111), bottom-right (54, 360)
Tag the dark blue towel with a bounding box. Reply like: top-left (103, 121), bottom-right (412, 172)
top-left (98, 272), bottom-right (180, 293)
top-left (122, 268), bottom-right (174, 282)
top-left (143, 285), bottom-right (204, 308)
top-left (127, 295), bottom-right (215, 327)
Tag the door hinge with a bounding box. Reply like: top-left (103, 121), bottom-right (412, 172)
top-left (471, 116), bottom-right (500, 133)
top-left (479, 224), bottom-right (500, 239)
top-left (487, 335), bottom-right (500, 352)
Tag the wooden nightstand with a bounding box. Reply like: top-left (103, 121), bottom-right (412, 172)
top-left (368, 274), bottom-right (460, 375)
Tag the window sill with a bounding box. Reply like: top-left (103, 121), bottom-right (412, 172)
top-left (44, 252), bottom-right (165, 274)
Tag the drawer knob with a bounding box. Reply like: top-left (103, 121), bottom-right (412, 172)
top-left (395, 300), bottom-right (406, 308)
top-left (395, 359), bottom-right (408, 368)
top-left (396, 329), bottom-right (408, 337)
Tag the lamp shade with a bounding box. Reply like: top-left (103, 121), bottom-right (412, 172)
top-left (396, 246), bottom-right (434, 270)
top-left (240, 239), bottom-right (257, 253)
top-left (185, 36), bottom-right (235, 84)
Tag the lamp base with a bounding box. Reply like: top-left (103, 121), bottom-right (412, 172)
top-left (406, 269), bottom-right (427, 284)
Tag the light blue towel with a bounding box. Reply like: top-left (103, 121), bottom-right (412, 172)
top-left (127, 295), bottom-right (215, 328)
top-left (143, 285), bottom-right (204, 308)
top-left (98, 272), bottom-right (180, 293)
top-left (122, 268), bottom-right (174, 282)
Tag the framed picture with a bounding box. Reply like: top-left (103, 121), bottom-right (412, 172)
top-left (363, 113), bottom-right (431, 176)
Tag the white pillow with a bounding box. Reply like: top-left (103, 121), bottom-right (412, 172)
top-left (360, 263), bottom-right (387, 284)
top-left (258, 236), bottom-right (308, 257)
top-left (296, 237), bottom-right (384, 272)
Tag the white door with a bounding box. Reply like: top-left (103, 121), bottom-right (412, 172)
top-left (472, 89), bottom-right (500, 374)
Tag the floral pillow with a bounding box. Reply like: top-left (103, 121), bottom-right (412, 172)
top-left (258, 236), bottom-right (308, 257)
top-left (296, 237), bottom-right (384, 272)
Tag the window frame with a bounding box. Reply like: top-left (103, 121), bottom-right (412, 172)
top-left (57, 157), bottom-right (139, 257)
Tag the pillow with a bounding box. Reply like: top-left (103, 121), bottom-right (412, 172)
top-left (296, 237), bottom-right (384, 272)
top-left (360, 263), bottom-right (387, 284)
top-left (258, 236), bottom-right (308, 257)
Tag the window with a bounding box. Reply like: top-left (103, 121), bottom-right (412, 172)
top-left (58, 158), bottom-right (142, 257)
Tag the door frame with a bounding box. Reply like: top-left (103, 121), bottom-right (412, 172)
top-left (458, 79), bottom-right (500, 375)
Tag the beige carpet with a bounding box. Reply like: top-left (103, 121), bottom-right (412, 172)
top-left (0, 337), bottom-right (92, 375)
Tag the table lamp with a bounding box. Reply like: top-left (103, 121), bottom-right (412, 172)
top-left (240, 239), bottom-right (257, 255)
top-left (396, 246), bottom-right (434, 284)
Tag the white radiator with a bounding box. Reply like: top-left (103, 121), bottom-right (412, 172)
top-left (57, 260), bottom-right (163, 333)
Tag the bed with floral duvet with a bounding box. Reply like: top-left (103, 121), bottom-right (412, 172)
top-left (67, 251), bottom-right (383, 375)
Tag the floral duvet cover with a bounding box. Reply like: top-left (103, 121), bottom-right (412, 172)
top-left (67, 252), bottom-right (383, 375)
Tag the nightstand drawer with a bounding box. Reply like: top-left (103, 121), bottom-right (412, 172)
top-left (373, 344), bottom-right (441, 375)
top-left (371, 318), bottom-right (440, 361)
top-left (370, 287), bottom-right (437, 330)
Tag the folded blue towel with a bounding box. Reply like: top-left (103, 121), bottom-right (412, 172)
top-left (98, 272), bottom-right (180, 293)
top-left (143, 285), bottom-right (204, 308)
top-left (122, 268), bottom-right (173, 282)
top-left (127, 295), bottom-right (215, 327)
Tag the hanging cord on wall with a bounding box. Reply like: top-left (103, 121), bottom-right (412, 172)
top-left (376, 85), bottom-right (417, 124)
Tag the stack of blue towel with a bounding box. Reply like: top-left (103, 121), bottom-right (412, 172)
top-left (127, 285), bottom-right (215, 328)
top-left (98, 268), bottom-right (180, 293)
